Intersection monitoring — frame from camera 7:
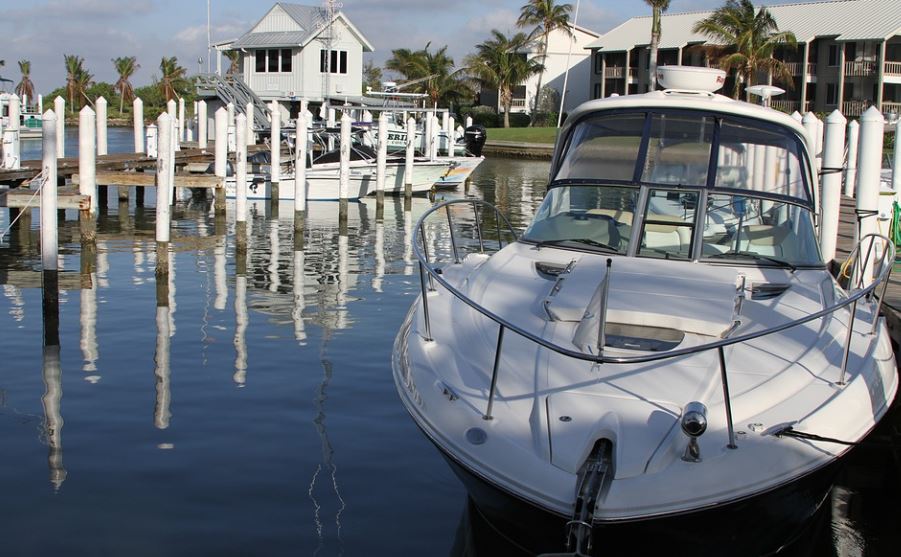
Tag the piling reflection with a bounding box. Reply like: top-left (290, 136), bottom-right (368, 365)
top-left (154, 249), bottom-right (172, 429)
top-left (41, 342), bottom-right (66, 490)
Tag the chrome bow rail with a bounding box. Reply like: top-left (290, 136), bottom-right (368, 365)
top-left (412, 199), bottom-right (895, 448)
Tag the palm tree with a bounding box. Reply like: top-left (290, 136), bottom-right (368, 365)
top-left (64, 55), bottom-right (93, 111)
top-left (385, 43), bottom-right (471, 110)
top-left (466, 30), bottom-right (545, 128)
top-left (159, 56), bottom-right (188, 102)
top-left (113, 56), bottom-right (140, 112)
top-left (224, 50), bottom-right (240, 76)
top-left (15, 60), bottom-right (35, 102)
top-left (692, 0), bottom-right (797, 100)
top-left (517, 0), bottom-right (572, 126)
top-left (645, 0), bottom-right (671, 91)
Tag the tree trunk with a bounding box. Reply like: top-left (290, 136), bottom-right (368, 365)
top-left (530, 33), bottom-right (550, 128)
top-left (649, 13), bottom-right (660, 91)
top-left (504, 102), bottom-right (511, 128)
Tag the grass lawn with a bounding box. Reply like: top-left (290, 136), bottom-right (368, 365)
top-left (486, 127), bottom-right (560, 144)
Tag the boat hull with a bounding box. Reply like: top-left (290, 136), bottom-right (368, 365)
top-left (437, 436), bottom-right (839, 556)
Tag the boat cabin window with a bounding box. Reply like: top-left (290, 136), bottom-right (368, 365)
top-left (701, 193), bottom-right (821, 266)
top-left (523, 186), bottom-right (637, 254)
top-left (638, 189), bottom-right (698, 260)
top-left (642, 114), bottom-right (714, 187)
top-left (555, 114), bottom-right (644, 182)
top-left (716, 120), bottom-right (807, 199)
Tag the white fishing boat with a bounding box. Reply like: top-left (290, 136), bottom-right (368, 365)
top-left (392, 67), bottom-right (898, 556)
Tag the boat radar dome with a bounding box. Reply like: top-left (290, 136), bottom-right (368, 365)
top-left (656, 66), bottom-right (726, 93)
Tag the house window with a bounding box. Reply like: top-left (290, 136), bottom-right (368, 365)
top-left (320, 49), bottom-right (348, 74)
top-left (826, 83), bottom-right (838, 105)
top-left (256, 49), bottom-right (292, 73)
top-left (828, 44), bottom-right (839, 67)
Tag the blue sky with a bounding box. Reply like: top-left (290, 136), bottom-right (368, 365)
top-left (0, 0), bottom-right (820, 95)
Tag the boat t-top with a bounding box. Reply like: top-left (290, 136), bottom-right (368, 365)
top-left (392, 66), bottom-right (897, 555)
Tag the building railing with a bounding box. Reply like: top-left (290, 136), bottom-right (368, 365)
top-left (413, 199), bottom-right (894, 447)
top-left (885, 61), bottom-right (901, 76)
top-left (845, 61), bottom-right (876, 77)
top-left (770, 100), bottom-right (809, 113)
top-left (843, 100), bottom-right (871, 117)
top-left (883, 101), bottom-right (901, 116)
top-left (628, 67), bottom-right (638, 80)
top-left (510, 98), bottom-right (527, 108)
top-left (604, 66), bottom-right (624, 79)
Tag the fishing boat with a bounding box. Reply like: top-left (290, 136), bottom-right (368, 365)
top-left (392, 66), bottom-right (898, 556)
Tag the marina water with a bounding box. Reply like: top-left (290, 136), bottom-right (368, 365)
top-left (0, 128), bottom-right (898, 555)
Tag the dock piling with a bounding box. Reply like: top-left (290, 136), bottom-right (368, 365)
top-left (2, 95), bottom-right (20, 170)
top-left (245, 102), bottom-right (254, 146)
top-left (155, 112), bottom-right (172, 276)
top-left (236, 113), bottom-right (249, 243)
top-left (41, 110), bottom-right (60, 340)
top-left (79, 106), bottom-right (97, 214)
top-left (214, 107), bottom-right (227, 176)
top-left (178, 98), bottom-right (186, 143)
top-left (856, 107), bottom-right (885, 286)
top-left (134, 98), bottom-right (145, 153)
top-left (339, 111), bottom-right (350, 223)
top-left (820, 110), bottom-right (847, 263)
top-left (405, 117), bottom-right (415, 198)
top-left (53, 97), bottom-right (65, 159)
top-left (198, 100), bottom-right (208, 149)
top-left (96, 97), bottom-right (108, 156)
top-left (295, 112), bottom-right (307, 233)
top-left (270, 102), bottom-right (281, 202)
top-left (376, 112), bottom-right (387, 211)
top-left (845, 120), bottom-right (859, 198)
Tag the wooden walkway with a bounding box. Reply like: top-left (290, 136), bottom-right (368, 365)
top-left (835, 195), bottom-right (901, 343)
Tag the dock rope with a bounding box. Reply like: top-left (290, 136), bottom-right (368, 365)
top-left (0, 168), bottom-right (49, 243)
top-left (775, 426), bottom-right (896, 449)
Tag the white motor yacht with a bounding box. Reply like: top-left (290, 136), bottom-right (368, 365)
top-left (392, 67), bottom-right (898, 556)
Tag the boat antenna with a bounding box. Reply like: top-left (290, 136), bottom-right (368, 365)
top-left (556, 0), bottom-right (580, 128)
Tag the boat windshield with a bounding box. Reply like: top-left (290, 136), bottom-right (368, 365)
top-left (555, 110), bottom-right (811, 202)
top-left (523, 185), bottom-right (822, 266)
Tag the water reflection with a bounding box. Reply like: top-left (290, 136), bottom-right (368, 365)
top-left (0, 152), bottom-right (897, 553)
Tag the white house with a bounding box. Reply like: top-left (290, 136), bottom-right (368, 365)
top-left (217, 2), bottom-right (374, 114)
top-left (481, 23), bottom-right (600, 117)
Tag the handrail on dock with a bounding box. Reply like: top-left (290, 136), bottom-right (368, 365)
top-left (411, 199), bottom-right (895, 441)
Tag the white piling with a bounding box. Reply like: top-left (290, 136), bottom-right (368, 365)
top-left (465, 116), bottom-right (473, 129)
top-left (38, 94), bottom-right (43, 115)
top-left (376, 112), bottom-right (388, 197)
top-left (197, 100), bottom-right (207, 149)
top-left (227, 102), bottom-right (235, 126)
top-left (1, 95), bottom-right (18, 170)
top-left (405, 116), bottom-right (415, 196)
top-left (270, 102), bottom-right (281, 187)
top-left (856, 107), bottom-right (885, 286)
top-left (133, 97), bottom-right (145, 153)
top-left (93, 96), bottom-right (107, 157)
top-left (214, 108), bottom-right (227, 180)
top-left (245, 102), bottom-right (254, 146)
top-left (338, 111), bottom-right (351, 201)
top-left (423, 113), bottom-right (432, 155)
top-left (295, 112), bottom-right (307, 214)
top-left (893, 122), bottom-right (901, 202)
top-left (146, 124), bottom-right (158, 158)
top-left (41, 111), bottom-right (59, 272)
top-left (53, 97), bottom-right (65, 159)
top-left (791, 111), bottom-right (803, 123)
top-left (178, 97), bottom-right (185, 142)
top-left (79, 106), bottom-right (97, 214)
top-left (236, 114), bottom-right (248, 224)
top-left (430, 115), bottom-right (440, 160)
top-left (819, 110), bottom-right (847, 263)
top-left (845, 120), bottom-right (859, 197)
top-left (327, 107), bottom-right (336, 151)
top-left (156, 113), bottom-right (171, 244)
top-left (802, 112), bottom-right (821, 216)
top-left (168, 109), bottom-right (176, 203)
top-left (448, 116), bottom-right (456, 156)
top-left (815, 117), bottom-right (824, 172)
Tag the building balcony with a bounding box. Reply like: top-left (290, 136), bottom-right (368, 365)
top-left (604, 66), bottom-right (625, 79)
top-left (884, 61), bottom-right (901, 77)
top-left (770, 100), bottom-right (809, 113)
top-left (842, 100), bottom-right (871, 117)
top-left (510, 98), bottom-right (527, 108)
top-left (844, 61), bottom-right (876, 77)
top-left (883, 101), bottom-right (901, 116)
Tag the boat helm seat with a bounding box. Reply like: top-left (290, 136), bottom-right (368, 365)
top-left (642, 216), bottom-right (692, 255)
top-left (739, 224), bottom-right (790, 256)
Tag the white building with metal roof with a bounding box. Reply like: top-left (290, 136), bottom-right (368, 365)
top-left (216, 2), bottom-right (374, 110)
top-left (586, 0), bottom-right (901, 117)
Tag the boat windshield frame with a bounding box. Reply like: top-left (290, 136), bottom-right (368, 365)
top-left (548, 107), bottom-right (815, 209)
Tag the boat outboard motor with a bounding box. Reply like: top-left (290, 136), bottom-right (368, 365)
top-left (464, 125), bottom-right (487, 157)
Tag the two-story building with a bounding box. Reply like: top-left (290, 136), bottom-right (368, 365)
top-left (479, 23), bottom-right (600, 118)
top-left (215, 2), bottom-right (373, 117)
top-left (586, 0), bottom-right (901, 117)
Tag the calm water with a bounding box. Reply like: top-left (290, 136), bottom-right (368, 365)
top-left (1, 129), bottom-right (899, 555)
